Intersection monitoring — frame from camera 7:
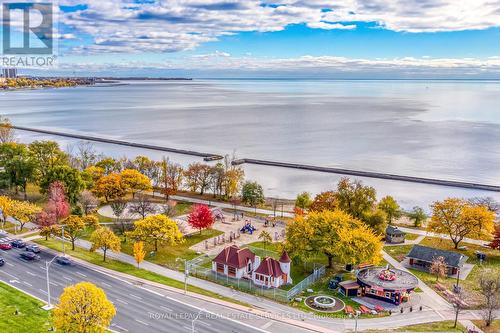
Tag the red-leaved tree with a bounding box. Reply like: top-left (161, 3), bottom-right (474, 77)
top-left (46, 181), bottom-right (70, 222)
top-left (35, 210), bottom-right (57, 240)
top-left (488, 224), bottom-right (500, 250)
top-left (187, 204), bottom-right (214, 234)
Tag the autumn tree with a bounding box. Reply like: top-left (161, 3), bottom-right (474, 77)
top-left (84, 165), bottom-right (105, 183)
top-left (223, 167), bottom-right (245, 199)
top-left (11, 200), bottom-right (41, 231)
top-left (363, 208), bottom-right (387, 236)
top-left (62, 215), bottom-right (86, 250)
top-left (160, 157), bottom-right (184, 200)
top-left (488, 224), bottom-right (500, 250)
top-left (40, 165), bottom-right (84, 204)
top-left (46, 181), bottom-right (71, 222)
top-left (428, 198), bottom-right (495, 249)
top-left (90, 227), bottom-right (121, 262)
top-left (479, 271), bottom-right (500, 327)
top-left (95, 157), bottom-right (120, 175)
top-left (295, 192), bottom-right (312, 209)
top-left (110, 200), bottom-right (128, 236)
top-left (241, 181), bottom-right (265, 210)
top-left (336, 177), bottom-right (377, 220)
top-left (133, 241), bottom-right (146, 268)
top-left (469, 197), bottom-right (500, 215)
top-left (0, 142), bottom-right (34, 198)
top-left (187, 204), bottom-right (214, 234)
top-left (83, 214), bottom-right (100, 230)
top-left (93, 173), bottom-right (126, 202)
top-left (28, 140), bottom-right (68, 180)
top-left (0, 196), bottom-right (14, 229)
top-left (378, 195), bottom-right (402, 224)
top-left (0, 116), bottom-right (15, 143)
top-left (285, 210), bottom-right (382, 268)
top-left (309, 191), bottom-right (337, 212)
top-left (120, 168), bottom-right (151, 198)
top-left (127, 214), bottom-right (184, 251)
top-left (128, 194), bottom-right (156, 219)
top-left (407, 206), bottom-right (428, 227)
top-left (53, 282), bottom-right (116, 333)
top-left (430, 256), bottom-right (447, 281)
top-left (78, 190), bottom-right (99, 215)
top-left (258, 230), bottom-right (272, 251)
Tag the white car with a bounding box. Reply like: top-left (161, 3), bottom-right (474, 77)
top-left (0, 230), bottom-right (7, 236)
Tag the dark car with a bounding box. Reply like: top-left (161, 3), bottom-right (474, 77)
top-left (11, 240), bottom-right (26, 248)
top-left (0, 243), bottom-right (12, 250)
top-left (0, 257), bottom-right (4, 266)
top-left (20, 252), bottom-right (40, 261)
top-left (55, 256), bottom-right (71, 266)
top-left (25, 245), bottom-right (41, 253)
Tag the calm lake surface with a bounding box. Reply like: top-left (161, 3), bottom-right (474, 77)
top-left (1, 79), bottom-right (499, 208)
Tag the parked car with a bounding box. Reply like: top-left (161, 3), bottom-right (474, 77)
top-left (0, 243), bottom-right (12, 250)
top-left (20, 252), bottom-right (40, 261)
top-left (55, 256), bottom-right (71, 266)
top-left (0, 257), bottom-right (4, 266)
top-left (11, 240), bottom-right (26, 248)
top-left (25, 245), bottom-right (41, 253)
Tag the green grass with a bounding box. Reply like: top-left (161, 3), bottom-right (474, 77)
top-left (0, 281), bottom-right (52, 332)
top-left (405, 233), bottom-right (420, 241)
top-left (34, 238), bottom-right (249, 307)
top-left (472, 320), bottom-right (500, 333)
top-left (361, 320), bottom-right (465, 332)
top-left (383, 244), bottom-right (414, 262)
top-left (119, 228), bottom-right (223, 270)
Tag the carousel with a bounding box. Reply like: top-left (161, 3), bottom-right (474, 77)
top-left (355, 265), bottom-right (418, 305)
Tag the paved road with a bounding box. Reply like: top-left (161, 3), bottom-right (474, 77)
top-left (0, 235), bottom-right (316, 333)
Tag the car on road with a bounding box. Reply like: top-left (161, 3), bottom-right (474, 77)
top-left (0, 257), bottom-right (4, 266)
top-left (25, 245), bottom-right (41, 253)
top-left (55, 256), bottom-right (72, 266)
top-left (0, 230), bottom-right (7, 236)
top-left (0, 243), bottom-right (12, 250)
top-left (20, 252), bottom-right (40, 261)
top-left (11, 240), bottom-right (26, 248)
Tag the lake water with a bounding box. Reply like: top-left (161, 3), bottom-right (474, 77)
top-left (1, 79), bottom-right (499, 209)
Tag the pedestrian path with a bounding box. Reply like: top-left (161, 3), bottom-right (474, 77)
top-left (396, 226), bottom-right (489, 246)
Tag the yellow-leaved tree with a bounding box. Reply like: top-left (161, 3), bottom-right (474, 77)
top-left (285, 210), bottom-right (382, 268)
top-left (62, 215), bottom-right (86, 250)
top-left (428, 198), bottom-right (495, 249)
top-left (133, 241), bottom-right (146, 268)
top-left (120, 169), bottom-right (152, 198)
top-left (53, 282), bottom-right (116, 333)
top-left (11, 200), bottom-right (42, 232)
top-left (90, 227), bottom-right (121, 262)
top-left (0, 196), bottom-right (14, 229)
top-left (127, 214), bottom-right (184, 252)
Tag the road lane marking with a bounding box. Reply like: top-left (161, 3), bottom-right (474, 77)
top-left (50, 281), bottom-right (58, 287)
top-left (198, 320), bottom-right (211, 327)
top-left (135, 319), bottom-right (149, 326)
top-left (22, 281), bottom-right (33, 287)
top-left (160, 305), bottom-right (172, 312)
top-left (261, 321), bottom-right (273, 329)
top-left (111, 324), bottom-right (129, 332)
top-left (0, 271), bottom-right (19, 280)
top-left (6, 262), bottom-right (14, 267)
top-left (63, 276), bottom-right (72, 281)
top-left (129, 294), bottom-right (142, 300)
top-left (101, 282), bottom-right (111, 287)
top-left (26, 271), bottom-right (37, 277)
top-left (39, 266), bottom-right (45, 270)
top-left (115, 298), bottom-right (129, 305)
top-left (39, 289), bottom-right (47, 295)
top-left (76, 272), bottom-right (87, 278)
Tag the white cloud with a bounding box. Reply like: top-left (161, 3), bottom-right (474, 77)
top-left (56, 0), bottom-right (500, 54)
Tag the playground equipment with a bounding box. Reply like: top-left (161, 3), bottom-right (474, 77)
top-left (240, 222), bottom-right (257, 235)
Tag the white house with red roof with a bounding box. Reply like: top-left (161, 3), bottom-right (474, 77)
top-left (212, 245), bottom-right (292, 288)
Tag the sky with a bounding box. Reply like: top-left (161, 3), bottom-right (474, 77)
top-left (4, 0), bottom-right (500, 78)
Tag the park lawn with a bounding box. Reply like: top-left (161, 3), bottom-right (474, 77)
top-left (406, 237), bottom-right (500, 308)
top-left (34, 238), bottom-right (249, 307)
top-left (361, 320), bottom-right (465, 332)
top-left (383, 244), bottom-right (414, 262)
top-left (119, 228), bottom-right (223, 270)
top-left (472, 320), bottom-right (500, 333)
top-left (405, 233), bottom-right (420, 241)
top-left (0, 282), bottom-right (52, 332)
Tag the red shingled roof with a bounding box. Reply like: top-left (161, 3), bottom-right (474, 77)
top-left (213, 245), bottom-right (255, 269)
top-left (279, 250), bottom-right (291, 263)
top-left (254, 257), bottom-right (284, 278)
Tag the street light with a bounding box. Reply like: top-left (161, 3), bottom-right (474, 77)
top-left (176, 258), bottom-right (188, 294)
top-left (42, 255), bottom-right (58, 310)
top-left (349, 310), bottom-right (361, 333)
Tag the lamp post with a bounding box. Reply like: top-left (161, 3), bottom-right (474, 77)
top-left (191, 310), bottom-right (203, 333)
top-left (176, 258), bottom-right (188, 294)
top-left (61, 225), bottom-right (66, 256)
top-left (349, 310), bottom-right (361, 333)
top-left (42, 256), bottom-right (58, 310)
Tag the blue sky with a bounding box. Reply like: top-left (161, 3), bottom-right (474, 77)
top-left (7, 1), bottom-right (500, 77)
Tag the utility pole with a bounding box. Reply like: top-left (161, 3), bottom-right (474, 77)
top-left (42, 256), bottom-right (58, 310)
top-left (176, 258), bottom-right (188, 294)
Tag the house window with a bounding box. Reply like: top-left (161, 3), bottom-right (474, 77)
top-left (216, 263), bottom-right (224, 272)
top-left (228, 266), bottom-right (236, 276)
top-left (247, 262), bottom-right (252, 273)
top-left (385, 292), bottom-right (391, 298)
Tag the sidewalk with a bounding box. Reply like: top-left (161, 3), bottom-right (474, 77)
top-left (396, 226), bottom-right (489, 246)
